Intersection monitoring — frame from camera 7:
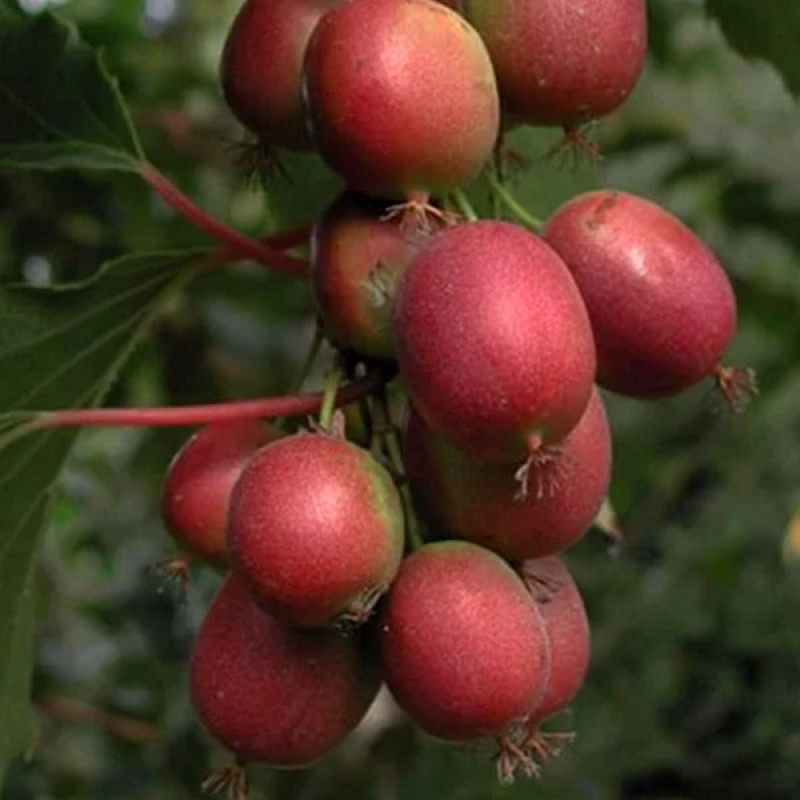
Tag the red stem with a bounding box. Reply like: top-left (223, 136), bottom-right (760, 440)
top-left (34, 371), bottom-right (383, 430)
top-left (263, 226), bottom-right (311, 251)
top-left (139, 163), bottom-right (309, 279)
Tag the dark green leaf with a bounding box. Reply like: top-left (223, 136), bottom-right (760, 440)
top-left (0, 251), bottom-right (200, 785)
top-left (707, 0), bottom-right (800, 97)
top-left (0, 0), bottom-right (143, 172)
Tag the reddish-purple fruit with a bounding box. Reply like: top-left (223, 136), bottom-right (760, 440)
top-left (403, 388), bottom-right (612, 562)
top-left (228, 432), bottom-right (404, 627)
top-left (463, 0), bottom-right (647, 128)
top-left (311, 192), bottom-right (419, 359)
top-left (190, 576), bottom-right (380, 766)
top-left (220, 0), bottom-right (338, 149)
top-left (379, 541), bottom-right (550, 743)
top-left (303, 0), bottom-right (499, 202)
top-left (544, 190), bottom-right (738, 398)
top-left (393, 221), bottom-right (596, 462)
top-left (521, 557), bottom-right (590, 724)
top-left (161, 420), bottom-right (278, 568)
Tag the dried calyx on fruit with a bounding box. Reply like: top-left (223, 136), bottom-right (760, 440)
top-left (403, 387), bottom-right (612, 562)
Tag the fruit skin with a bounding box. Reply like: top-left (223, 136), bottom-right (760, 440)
top-left (463, 0), bottom-right (646, 128)
top-left (521, 556), bottom-right (590, 723)
top-left (543, 190), bottom-right (737, 398)
top-left (392, 220), bottom-right (596, 462)
top-left (220, 0), bottom-right (338, 149)
top-left (379, 541), bottom-right (550, 741)
top-left (190, 576), bottom-right (380, 766)
top-left (228, 432), bottom-right (405, 627)
top-left (403, 387), bottom-right (611, 562)
top-left (311, 192), bottom-right (419, 359)
top-left (303, 0), bottom-right (499, 200)
top-left (161, 420), bottom-right (279, 568)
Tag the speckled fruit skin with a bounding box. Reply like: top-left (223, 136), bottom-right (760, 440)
top-left (220, 0), bottom-right (338, 148)
top-left (392, 221), bottom-right (596, 462)
top-left (543, 190), bottom-right (737, 398)
top-left (463, 0), bottom-right (646, 127)
top-left (521, 556), bottom-right (590, 722)
top-left (303, 0), bottom-right (499, 200)
top-left (311, 192), bottom-right (420, 359)
top-left (161, 420), bottom-right (278, 568)
top-left (190, 576), bottom-right (380, 766)
top-left (404, 388), bottom-right (611, 562)
top-left (379, 541), bottom-right (550, 741)
top-left (228, 432), bottom-right (404, 627)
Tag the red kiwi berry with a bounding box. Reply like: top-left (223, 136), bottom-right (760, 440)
top-left (311, 192), bottom-right (420, 360)
top-left (463, 0), bottom-right (646, 134)
top-left (227, 432), bottom-right (404, 627)
top-left (403, 387), bottom-right (612, 562)
top-left (303, 0), bottom-right (499, 223)
top-left (543, 190), bottom-right (756, 406)
top-left (392, 220), bottom-right (596, 464)
top-left (518, 556), bottom-right (591, 769)
top-left (379, 541), bottom-right (551, 781)
top-left (220, 0), bottom-right (338, 150)
top-left (161, 420), bottom-right (279, 571)
top-left (190, 576), bottom-right (380, 780)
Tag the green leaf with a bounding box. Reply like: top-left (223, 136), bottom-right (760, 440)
top-left (0, 0), bottom-right (144, 172)
top-left (0, 251), bottom-right (200, 786)
top-left (706, 0), bottom-right (800, 97)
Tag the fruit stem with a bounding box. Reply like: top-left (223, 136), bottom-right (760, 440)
top-left (450, 189), bottom-right (478, 222)
top-left (318, 364), bottom-right (344, 432)
top-left (139, 162), bottom-right (309, 279)
top-left (372, 390), bottom-right (423, 552)
top-left (28, 370), bottom-right (384, 431)
top-left (485, 171), bottom-right (543, 231)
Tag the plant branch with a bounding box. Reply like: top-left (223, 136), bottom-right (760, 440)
top-left (139, 162), bottom-right (309, 279)
top-left (30, 370), bottom-right (385, 431)
top-left (35, 696), bottom-right (161, 744)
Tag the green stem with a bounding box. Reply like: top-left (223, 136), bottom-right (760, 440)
top-left (318, 365), bottom-right (343, 431)
top-left (450, 189), bottom-right (479, 222)
top-left (373, 392), bottom-right (424, 552)
top-left (485, 171), bottom-right (543, 231)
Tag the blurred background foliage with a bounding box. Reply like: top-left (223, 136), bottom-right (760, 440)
top-left (1, 0), bottom-right (800, 798)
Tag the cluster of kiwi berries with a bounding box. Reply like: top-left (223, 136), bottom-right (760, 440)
top-left (161, 0), bottom-right (755, 794)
